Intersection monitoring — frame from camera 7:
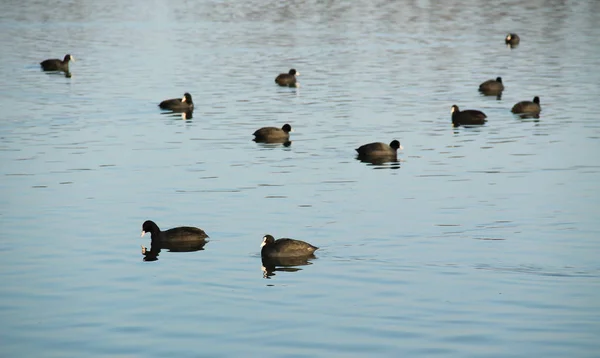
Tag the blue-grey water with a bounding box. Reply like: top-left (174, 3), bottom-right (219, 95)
top-left (1, 0), bottom-right (600, 357)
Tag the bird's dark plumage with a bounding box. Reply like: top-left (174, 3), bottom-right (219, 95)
top-left (141, 220), bottom-right (208, 248)
top-left (40, 54), bottom-right (74, 72)
top-left (261, 235), bottom-right (318, 258)
top-left (511, 96), bottom-right (541, 115)
top-left (253, 124), bottom-right (292, 143)
top-left (275, 69), bottom-right (299, 87)
top-left (159, 93), bottom-right (194, 111)
top-left (505, 33), bottom-right (520, 46)
top-left (355, 140), bottom-right (402, 158)
top-left (451, 105), bottom-right (487, 126)
top-left (479, 77), bottom-right (504, 95)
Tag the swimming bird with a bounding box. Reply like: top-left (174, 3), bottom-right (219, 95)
top-left (159, 93), bottom-right (194, 111)
top-left (141, 220), bottom-right (208, 245)
top-left (355, 140), bottom-right (402, 160)
top-left (451, 105), bottom-right (487, 126)
top-left (505, 33), bottom-right (520, 46)
top-left (40, 54), bottom-right (74, 72)
top-left (275, 69), bottom-right (300, 87)
top-left (253, 123), bottom-right (293, 143)
top-left (261, 234), bottom-right (318, 258)
top-left (479, 77), bottom-right (504, 95)
top-left (511, 96), bottom-right (540, 116)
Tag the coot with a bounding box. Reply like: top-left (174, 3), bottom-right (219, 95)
top-left (505, 33), bottom-right (520, 46)
top-left (355, 140), bottom-right (402, 159)
top-left (253, 124), bottom-right (292, 143)
top-left (511, 96), bottom-right (540, 116)
top-left (451, 105), bottom-right (487, 126)
top-left (40, 54), bottom-right (74, 72)
top-left (479, 77), bottom-right (504, 95)
top-left (261, 234), bottom-right (318, 258)
top-left (159, 93), bottom-right (194, 111)
top-left (275, 69), bottom-right (300, 87)
top-left (141, 220), bottom-right (208, 245)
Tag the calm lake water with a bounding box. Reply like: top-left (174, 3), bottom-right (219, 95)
top-left (1, 0), bottom-right (600, 356)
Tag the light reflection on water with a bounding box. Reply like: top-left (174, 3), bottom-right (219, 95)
top-left (1, 0), bottom-right (600, 357)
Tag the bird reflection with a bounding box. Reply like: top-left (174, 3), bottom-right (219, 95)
top-left (479, 90), bottom-right (502, 100)
top-left (161, 110), bottom-right (193, 120)
top-left (43, 70), bottom-right (72, 78)
top-left (141, 238), bottom-right (207, 262)
top-left (356, 155), bottom-right (401, 169)
top-left (254, 139), bottom-right (292, 147)
top-left (514, 112), bottom-right (540, 120)
top-left (261, 255), bottom-right (315, 279)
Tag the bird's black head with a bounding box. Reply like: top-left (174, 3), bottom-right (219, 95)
top-left (282, 124), bottom-right (292, 133)
top-left (390, 140), bottom-right (401, 150)
top-left (261, 235), bottom-right (275, 248)
top-left (183, 93), bottom-right (193, 104)
top-left (289, 69), bottom-right (297, 75)
top-left (141, 220), bottom-right (159, 237)
top-left (496, 77), bottom-right (502, 83)
top-left (533, 96), bottom-right (540, 104)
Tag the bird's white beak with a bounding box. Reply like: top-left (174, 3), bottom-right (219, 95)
top-left (399, 145), bottom-right (404, 150)
top-left (141, 231), bottom-right (146, 238)
top-left (181, 96), bottom-right (186, 102)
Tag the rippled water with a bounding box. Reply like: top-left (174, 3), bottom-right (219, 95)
top-left (1, 0), bottom-right (600, 357)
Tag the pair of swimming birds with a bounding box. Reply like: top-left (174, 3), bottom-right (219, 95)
top-left (140, 220), bottom-right (318, 258)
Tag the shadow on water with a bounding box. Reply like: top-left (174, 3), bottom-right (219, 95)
top-left (261, 255), bottom-right (316, 279)
top-left (141, 238), bottom-right (208, 262)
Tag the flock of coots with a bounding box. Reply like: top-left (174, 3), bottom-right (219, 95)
top-left (40, 32), bottom-right (539, 266)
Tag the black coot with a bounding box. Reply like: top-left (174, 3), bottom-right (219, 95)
top-left (451, 105), bottom-right (487, 126)
top-left (355, 140), bottom-right (402, 160)
top-left (253, 124), bottom-right (292, 143)
top-left (275, 69), bottom-right (299, 87)
top-left (141, 220), bottom-right (208, 248)
top-left (40, 54), bottom-right (74, 72)
top-left (261, 234), bottom-right (318, 258)
top-left (505, 33), bottom-right (520, 46)
top-left (479, 77), bottom-right (504, 95)
top-left (511, 96), bottom-right (540, 116)
top-left (159, 93), bottom-right (194, 111)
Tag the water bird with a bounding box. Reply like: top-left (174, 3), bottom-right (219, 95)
top-left (451, 105), bottom-right (487, 126)
top-left (40, 54), bottom-right (74, 72)
top-left (141, 220), bottom-right (208, 248)
top-left (159, 93), bottom-right (194, 111)
top-left (275, 69), bottom-right (300, 87)
top-left (261, 234), bottom-right (318, 258)
top-left (511, 96), bottom-right (541, 117)
top-left (355, 140), bottom-right (402, 161)
top-left (505, 33), bottom-right (520, 46)
top-left (253, 124), bottom-right (293, 143)
top-left (479, 77), bottom-right (504, 96)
